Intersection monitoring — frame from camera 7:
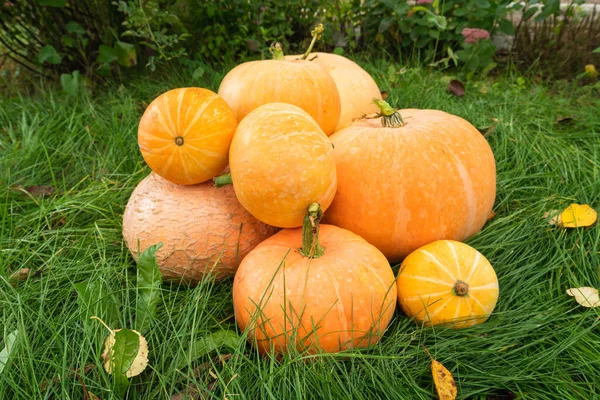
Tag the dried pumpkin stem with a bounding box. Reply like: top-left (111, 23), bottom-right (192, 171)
top-left (299, 202), bottom-right (325, 258)
top-left (270, 42), bottom-right (285, 60)
top-left (453, 280), bottom-right (469, 297)
top-left (371, 98), bottom-right (406, 128)
top-left (213, 173), bottom-right (232, 188)
top-left (300, 23), bottom-right (324, 60)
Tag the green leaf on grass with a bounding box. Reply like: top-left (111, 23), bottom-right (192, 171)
top-left (192, 66), bottom-right (205, 81)
top-left (112, 329), bottom-right (140, 398)
top-left (593, 47), bottom-right (600, 54)
top-left (135, 243), bottom-right (163, 334)
top-left (177, 330), bottom-right (240, 369)
top-left (38, 45), bottom-right (61, 65)
top-left (97, 45), bottom-right (118, 64)
top-left (0, 330), bottom-right (19, 375)
top-left (60, 70), bottom-right (81, 96)
top-left (114, 41), bottom-right (137, 67)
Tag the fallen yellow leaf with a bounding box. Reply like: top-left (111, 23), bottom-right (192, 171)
top-left (566, 287), bottom-right (600, 308)
top-left (543, 209), bottom-right (561, 226)
top-left (560, 204), bottom-right (597, 228)
top-left (585, 64), bottom-right (598, 78)
top-left (101, 328), bottom-right (149, 377)
top-left (424, 346), bottom-right (457, 400)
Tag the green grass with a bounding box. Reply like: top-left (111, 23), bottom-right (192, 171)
top-left (1, 62), bottom-right (600, 400)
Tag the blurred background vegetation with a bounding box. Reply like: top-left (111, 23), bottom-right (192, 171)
top-left (1, 0), bottom-right (599, 93)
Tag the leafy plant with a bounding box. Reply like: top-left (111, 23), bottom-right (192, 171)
top-left (113, 0), bottom-right (190, 71)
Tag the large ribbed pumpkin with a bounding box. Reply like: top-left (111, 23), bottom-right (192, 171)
top-left (217, 44), bottom-right (341, 136)
top-left (138, 87), bottom-right (237, 185)
top-left (228, 103), bottom-right (337, 228)
top-left (233, 204), bottom-right (397, 355)
top-left (285, 52), bottom-right (382, 131)
top-left (324, 102), bottom-right (496, 261)
top-left (396, 240), bottom-right (499, 329)
top-left (122, 173), bottom-right (278, 283)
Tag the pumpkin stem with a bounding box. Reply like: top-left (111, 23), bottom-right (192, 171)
top-left (270, 42), bottom-right (285, 60)
top-left (453, 280), bottom-right (469, 297)
top-left (371, 98), bottom-right (406, 128)
top-left (300, 23), bottom-right (324, 60)
top-left (299, 202), bottom-right (325, 258)
top-left (213, 173), bottom-right (232, 188)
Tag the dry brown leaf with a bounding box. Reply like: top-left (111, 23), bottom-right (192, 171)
top-left (23, 185), bottom-right (56, 197)
top-left (88, 393), bottom-right (101, 400)
top-left (560, 204), bottom-right (597, 228)
top-left (380, 91), bottom-right (389, 100)
top-left (423, 346), bottom-right (457, 400)
top-left (543, 209), bottom-right (562, 226)
top-left (448, 80), bottom-right (465, 97)
top-left (566, 287), bottom-right (600, 308)
top-left (9, 268), bottom-right (30, 287)
top-left (555, 116), bottom-right (574, 125)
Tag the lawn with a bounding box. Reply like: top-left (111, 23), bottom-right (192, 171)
top-left (1, 61), bottom-right (600, 399)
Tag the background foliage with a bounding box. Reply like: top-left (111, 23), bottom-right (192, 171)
top-left (0, 0), bottom-right (599, 87)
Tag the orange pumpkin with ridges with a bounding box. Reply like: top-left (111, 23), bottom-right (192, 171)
top-left (122, 173), bottom-right (278, 283)
top-left (396, 240), bottom-right (499, 328)
top-left (324, 100), bottom-right (496, 261)
top-left (228, 102), bottom-right (337, 228)
top-left (285, 52), bottom-right (382, 131)
top-left (233, 203), bottom-right (397, 355)
top-left (218, 44), bottom-right (340, 136)
top-left (138, 87), bottom-right (237, 185)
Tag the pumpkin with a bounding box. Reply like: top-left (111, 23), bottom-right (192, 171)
top-left (323, 100), bottom-right (496, 261)
top-left (232, 203), bottom-right (397, 355)
top-left (228, 102), bottom-right (337, 228)
top-left (138, 87), bottom-right (237, 185)
top-left (217, 43), bottom-right (341, 136)
top-left (122, 172), bottom-right (278, 283)
top-left (396, 240), bottom-right (499, 328)
top-left (285, 52), bottom-right (382, 131)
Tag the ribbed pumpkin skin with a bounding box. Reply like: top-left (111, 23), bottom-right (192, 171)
top-left (232, 225), bottom-right (397, 355)
top-left (122, 173), bottom-right (278, 283)
top-left (396, 240), bottom-right (499, 328)
top-left (324, 109), bottom-right (496, 261)
top-left (286, 52), bottom-right (382, 131)
top-left (138, 87), bottom-right (237, 185)
top-left (217, 59), bottom-right (341, 135)
top-left (229, 103), bottom-right (337, 228)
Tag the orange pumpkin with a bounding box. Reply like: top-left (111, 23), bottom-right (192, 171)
top-left (233, 203), bottom-right (397, 355)
top-left (324, 101), bottom-right (496, 261)
top-left (138, 87), bottom-right (237, 185)
top-left (396, 240), bottom-right (499, 328)
top-left (228, 102), bottom-right (337, 228)
top-left (285, 52), bottom-right (382, 131)
top-left (122, 172), bottom-right (278, 283)
top-left (217, 44), bottom-right (341, 136)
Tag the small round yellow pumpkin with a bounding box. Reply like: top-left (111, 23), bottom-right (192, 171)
top-left (396, 240), bottom-right (499, 329)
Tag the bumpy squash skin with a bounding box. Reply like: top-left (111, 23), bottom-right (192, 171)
top-left (324, 109), bottom-right (496, 261)
top-left (285, 52), bottom-right (382, 131)
top-left (218, 59), bottom-right (341, 136)
top-left (232, 224), bottom-right (397, 355)
top-left (396, 240), bottom-right (499, 329)
top-left (229, 103), bottom-right (337, 228)
top-left (138, 87), bottom-right (237, 185)
top-left (122, 173), bottom-right (278, 283)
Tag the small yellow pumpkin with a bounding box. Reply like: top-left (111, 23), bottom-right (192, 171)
top-left (396, 240), bottom-right (499, 329)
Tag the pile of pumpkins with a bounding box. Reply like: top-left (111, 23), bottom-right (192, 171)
top-left (123, 37), bottom-right (499, 355)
